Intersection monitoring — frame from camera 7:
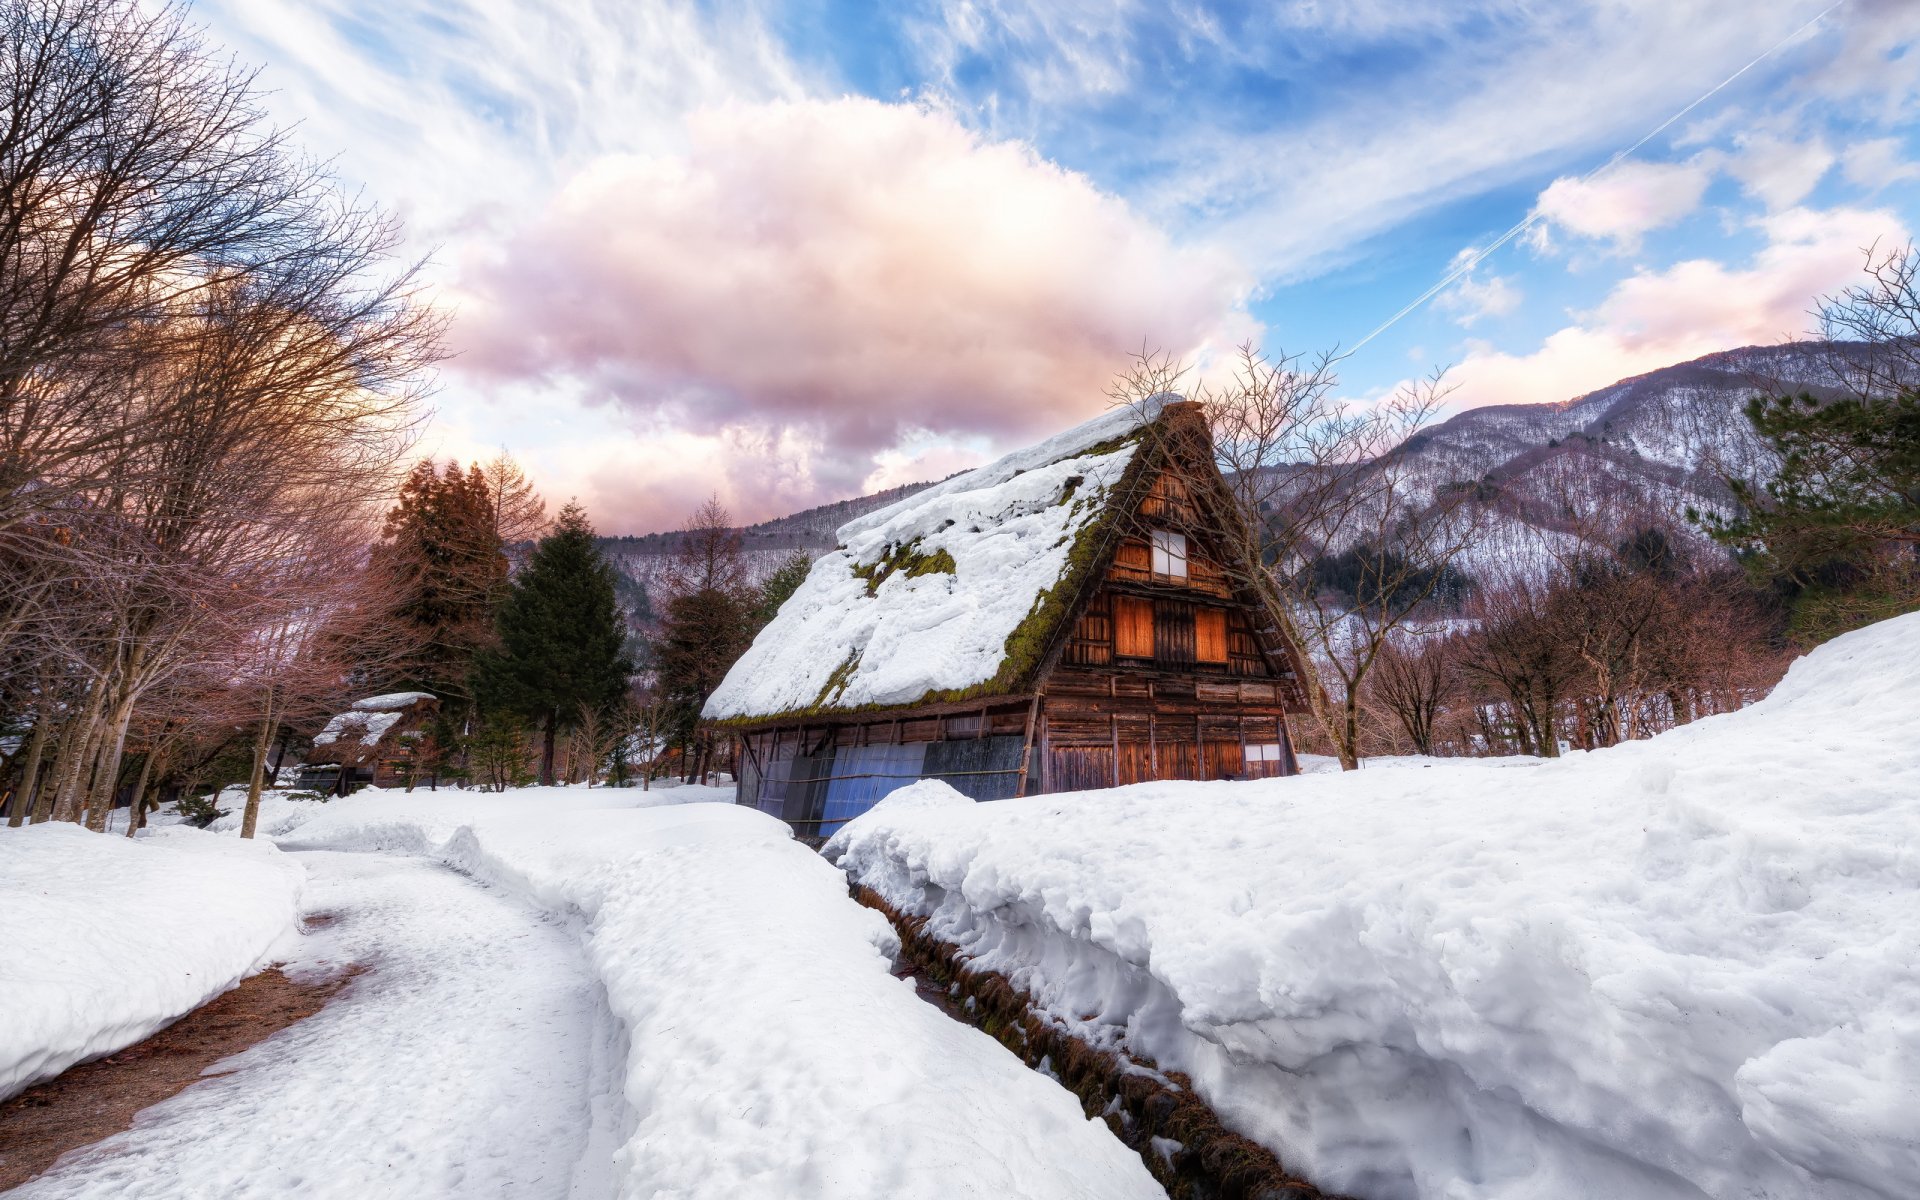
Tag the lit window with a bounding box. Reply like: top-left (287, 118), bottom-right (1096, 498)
top-left (1150, 530), bottom-right (1188, 578)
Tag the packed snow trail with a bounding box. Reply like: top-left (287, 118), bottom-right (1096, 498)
top-left (249, 787), bottom-right (1165, 1199)
top-left (13, 850), bottom-right (612, 1200)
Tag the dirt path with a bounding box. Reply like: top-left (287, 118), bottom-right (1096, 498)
top-left (0, 943), bottom-right (353, 1192)
top-left (5, 852), bottom-right (616, 1200)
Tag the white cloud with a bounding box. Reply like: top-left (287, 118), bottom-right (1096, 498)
top-left (1840, 137), bottom-right (1920, 191)
top-left (1448, 204), bottom-right (1908, 408)
top-left (1132, 1), bottom-right (1847, 275)
top-left (1807, 0), bottom-right (1920, 120)
top-left (452, 98), bottom-right (1255, 528)
top-left (1730, 134), bottom-right (1835, 209)
top-left (1533, 159), bottom-right (1716, 250)
top-left (194, 0), bottom-right (813, 244)
top-left (1437, 251), bottom-right (1523, 326)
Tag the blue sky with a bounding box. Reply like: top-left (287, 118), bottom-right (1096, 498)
top-left (192, 0), bottom-right (1920, 532)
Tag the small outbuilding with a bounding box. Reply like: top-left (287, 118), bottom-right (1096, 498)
top-left (702, 397), bottom-right (1310, 835)
top-left (298, 692), bottom-right (439, 793)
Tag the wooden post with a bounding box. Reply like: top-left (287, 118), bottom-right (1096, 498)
top-left (1013, 694), bottom-right (1042, 798)
top-left (1036, 711), bottom-right (1051, 795)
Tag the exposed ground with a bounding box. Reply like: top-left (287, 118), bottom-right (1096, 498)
top-left (6, 851), bottom-right (610, 1200)
top-left (0, 938), bottom-right (354, 1192)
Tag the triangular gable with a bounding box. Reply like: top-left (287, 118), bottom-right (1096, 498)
top-left (1024, 401), bottom-right (1314, 706)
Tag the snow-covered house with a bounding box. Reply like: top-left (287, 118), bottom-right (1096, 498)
top-left (703, 398), bottom-right (1311, 834)
top-left (299, 692), bottom-right (439, 792)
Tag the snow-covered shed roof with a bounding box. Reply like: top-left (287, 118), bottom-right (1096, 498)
top-left (704, 398), bottom-right (1181, 724)
top-left (309, 692), bottom-right (438, 760)
top-left (351, 691), bottom-right (436, 712)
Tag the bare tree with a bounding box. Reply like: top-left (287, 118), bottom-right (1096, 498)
top-left (0, 0), bottom-right (445, 838)
top-left (0, 0), bottom-right (364, 535)
top-left (1456, 578), bottom-right (1575, 757)
top-left (1112, 346), bottom-right (1485, 769)
top-left (1813, 241), bottom-right (1920, 402)
top-left (1368, 633), bottom-right (1458, 757)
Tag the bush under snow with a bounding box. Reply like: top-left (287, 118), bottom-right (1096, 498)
top-left (828, 612), bottom-right (1920, 1200)
top-left (0, 823), bottom-right (304, 1100)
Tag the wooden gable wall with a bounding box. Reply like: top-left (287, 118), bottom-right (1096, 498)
top-left (1029, 463), bottom-right (1300, 794)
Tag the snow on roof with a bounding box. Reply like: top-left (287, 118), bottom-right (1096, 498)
top-left (351, 691), bottom-right (436, 712)
top-left (312, 709), bottom-right (407, 748)
top-left (703, 397), bottom-right (1175, 723)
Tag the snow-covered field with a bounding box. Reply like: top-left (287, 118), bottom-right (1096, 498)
top-left (829, 613), bottom-right (1920, 1200)
top-left (198, 784), bottom-right (1158, 1199)
top-left (0, 823), bottom-right (304, 1099)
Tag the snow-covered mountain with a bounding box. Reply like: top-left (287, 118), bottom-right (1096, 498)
top-left (1408, 341), bottom-right (1853, 487)
top-left (607, 341), bottom-right (1861, 590)
top-left (1386, 341), bottom-right (1862, 576)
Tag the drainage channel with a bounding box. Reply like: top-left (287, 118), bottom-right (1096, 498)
top-left (858, 885), bottom-right (1346, 1200)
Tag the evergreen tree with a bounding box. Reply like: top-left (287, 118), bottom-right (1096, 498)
top-left (1706, 392), bottom-right (1920, 643)
top-left (472, 502), bottom-right (632, 785)
top-left (752, 550), bottom-right (813, 630)
top-left (650, 498), bottom-right (754, 780)
top-left (652, 586), bottom-right (753, 775)
top-left (371, 460), bottom-right (507, 703)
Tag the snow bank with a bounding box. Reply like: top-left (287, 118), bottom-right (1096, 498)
top-left (0, 823), bottom-right (304, 1099)
top-left (828, 613), bottom-right (1920, 1200)
top-left (266, 787), bottom-right (1160, 1200)
top-left (703, 398), bottom-right (1168, 721)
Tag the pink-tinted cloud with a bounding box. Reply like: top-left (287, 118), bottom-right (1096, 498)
top-left (451, 97), bottom-right (1254, 527)
top-left (1533, 159), bottom-right (1715, 250)
top-left (1449, 204), bottom-right (1909, 409)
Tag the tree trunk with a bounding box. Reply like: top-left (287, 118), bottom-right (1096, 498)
top-left (1338, 691), bottom-right (1361, 772)
top-left (240, 692), bottom-right (277, 840)
top-left (85, 689), bottom-right (140, 831)
top-left (51, 687), bottom-right (107, 824)
top-left (270, 724), bottom-right (294, 779)
top-left (124, 752), bottom-right (157, 838)
top-left (7, 715), bottom-right (49, 828)
top-left (540, 710), bottom-right (557, 786)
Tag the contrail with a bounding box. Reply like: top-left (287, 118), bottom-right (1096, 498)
top-left (1346, 0), bottom-right (1850, 354)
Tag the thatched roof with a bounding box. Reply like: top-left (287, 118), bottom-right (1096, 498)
top-left (305, 692), bottom-right (438, 766)
top-left (705, 397), bottom-right (1238, 726)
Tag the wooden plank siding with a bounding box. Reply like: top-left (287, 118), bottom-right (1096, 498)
top-left (1153, 600), bottom-right (1196, 664)
top-left (1195, 607), bottom-right (1228, 663)
top-left (1114, 595), bottom-right (1154, 658)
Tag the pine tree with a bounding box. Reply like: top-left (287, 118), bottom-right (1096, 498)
top-left (371, 460), bottom-right (508, 703)
top-left (1706, 391), bottom-right (1920, 643)
top-left (752, 550), bottom-right (813, 630)
top-left (472, 502), bottom-right (633, 785)
top-left (651, 499), bottom-right (754, 780)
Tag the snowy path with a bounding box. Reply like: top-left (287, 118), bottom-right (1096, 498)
top-left (13, 850), bottom-right (616, 1200)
